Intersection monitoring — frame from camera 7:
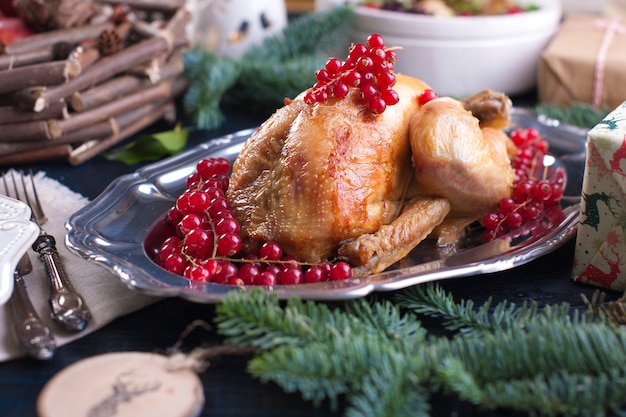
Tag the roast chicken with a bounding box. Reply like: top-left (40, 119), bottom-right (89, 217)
top-left (226, 74), bottom-right (515, 275)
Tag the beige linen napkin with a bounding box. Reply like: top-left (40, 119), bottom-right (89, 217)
top-left (0, 171), bottom-right (160, 362)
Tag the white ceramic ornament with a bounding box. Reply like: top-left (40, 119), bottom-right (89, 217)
top-left (190, 0), bottom-right (287, 57)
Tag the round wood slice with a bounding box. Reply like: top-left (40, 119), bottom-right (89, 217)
top-left (37, 351), bottom-right (204, 417)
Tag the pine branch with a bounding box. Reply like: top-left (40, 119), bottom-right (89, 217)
top-left (344, 356), bottom-right (431, 417)
top-left (242, 6), bottom-right (355, 63)
top-left (344, 297), bottom-right (426, 343)
top-left (234, 54), bottom-right (323, 107)
top-left (213, 287), bottom-right (626, 416)
top-left (393, 283), bottom-right (582, 335)
top-left (248, 332), bottom-right (430, 414)
top-left (425, 318), bottom-right (626, 416)
top-left (182, 50), bottom-right (241, 130)
top-left (534, 102), bottom-right (609, 129)
top-left (478, 371), bottom-right (626, 417)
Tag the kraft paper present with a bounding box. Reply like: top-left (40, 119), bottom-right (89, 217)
top-left (572, 101), bottom-right (626, 291)
top-left (538, 15), bottom-right (626, 110)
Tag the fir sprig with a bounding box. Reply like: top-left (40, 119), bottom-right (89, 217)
top-left (534, 102), bottom-right (609, 129)
top-left (213, 285), bottom-right (626, 417)
top-left (393, 283), bottom-right (580, 335)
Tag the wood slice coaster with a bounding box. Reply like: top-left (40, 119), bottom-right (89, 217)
top-left (37, 351), bottom-right (204, 417)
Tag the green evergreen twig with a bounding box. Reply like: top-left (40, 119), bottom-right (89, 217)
top-left (535, 102), bottom-right (609, 130)
top-left (213, 285), bottom-right (626, 417)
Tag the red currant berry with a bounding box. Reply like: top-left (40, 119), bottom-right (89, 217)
top-left (316, 68), bottom-right (330, 82)
top-left (186, 172), bottom-right (201, 189)
top-left (331, 82), bottom-right (349, 99)
top-left (505, 212), bottom-right (524, 229)
top-left (212, 261), bottom-right (238, 284)
top-left (278, 267), bottom-right (303, 285)
top-left (215, 216), bottom-right (240, 235)
top-left (329, 262), bottom-right (352, 281)
top-left (366, 33), bottom-right (385, 49)
top-left (376, 71), bottom-right (396, 89)
top-left (237, 264), bottom-right (261, 285)
top-left (483, 212), bottom-right (500, 230)
top-left (381, 88), bottom-right (399, 106)
top-left (187, 190), bottom-right (210, 213)
top-left (256, 270), bottom-right (277, 286)
top-left (216, 233), bottom-right (242, 257)
top-left (184, 264), bottom-right (213, 281)
top-left (532, 181), bottom-right (552, 201)
top-left (418, 89), bottom-right (438, 106)
top-left (197, 158), bottom-right (217, 178)
top-left (175, 193), bottom-right (192, 214)
top-left (259, 242), bottom-right (283, 261)
top-left (343, 70), bottom-right (361, 87)
top-left (164, 253), bottom-right (186, 274)
top-left (304, 265), bottom-right (328, 283)
top-left (167, 206), bottom-right (183, 225)
top-left (325, 57), bottom-right (343, 74)
top-left (499, 198), bottom-right (516, 214)
top-left (368, 96), bottom-right (387, 114)
top-left (185, 227), bottom-right (213, 255)
top-left (208, 197), bottom-right (230, 218)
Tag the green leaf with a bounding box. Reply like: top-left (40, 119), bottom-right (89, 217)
top-left (104, 124), bottom-right (188, 164)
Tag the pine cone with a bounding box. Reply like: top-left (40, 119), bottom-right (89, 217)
top-left (99, 29), bottom-right (123, 56)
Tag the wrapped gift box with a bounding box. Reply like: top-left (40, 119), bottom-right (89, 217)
top-left (538, 14), bottom-right (626, 110)
top-left (572, 101), bottom-right (626, 291)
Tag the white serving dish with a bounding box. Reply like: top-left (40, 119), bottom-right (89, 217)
top-left (349, 0), bottom-right (562, 98)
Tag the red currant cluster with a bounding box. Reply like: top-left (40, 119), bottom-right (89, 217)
top-left (303, 33), bottom-right (399, 114)
top-left (482, 127), bottom-right (565, 241)
top-left (156, 158), bottom-right (353, 286)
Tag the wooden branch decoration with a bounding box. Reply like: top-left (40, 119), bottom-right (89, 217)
top-left (13, 0), bottom-right (98, 30)
top-left (26, 34), bottom-right (188, 111)
top-left (95, 0), bottom-right (185, 13)
top-left (1, 22), bottom-right (114, 55)
top-left (0, 144), bottom-right (72, 165)
top-left (0, 120), bottom-right (53, 142)
top-left (69, 54), bottom-right (183, 111)
top-left (0, 47), bottom-right (55, 70)
top-left (48, 77), bottom-right (188, 138)
top-left (0, 101), bottom-right (66, 124)
top-left (0, 60), bottom-right (81, 94)
top-left (0, 2), bottom-right (190, 166)
top-left (69, 46), bottom-right (100, 71)
top-left (69, 100), bottom-right (176, 165)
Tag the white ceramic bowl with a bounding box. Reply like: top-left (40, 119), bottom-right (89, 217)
top-left (349, 0), bottom-right (562, 98)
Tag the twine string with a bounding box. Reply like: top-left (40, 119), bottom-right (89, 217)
top-left (562, 18), bottom-right (626, 109)
top-left (163, 319), bottom-right (257, 373)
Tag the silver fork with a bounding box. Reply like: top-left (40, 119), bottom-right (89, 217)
top-left (2, 174), bottom-right (56, 360)
top-left (11, 170), bottom-right (92, 332)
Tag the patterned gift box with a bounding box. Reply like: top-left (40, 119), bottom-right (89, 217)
top-left (572, 101), bottom-right (626, 291)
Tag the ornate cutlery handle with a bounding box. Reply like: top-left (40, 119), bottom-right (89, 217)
top-left (33, 233), bottom-right (92, 332)
top-left (11, 265), bottom-right (56, 360)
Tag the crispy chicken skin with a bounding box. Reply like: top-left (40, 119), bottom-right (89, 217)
top-left (227, 74), bottom-right (432, 263)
